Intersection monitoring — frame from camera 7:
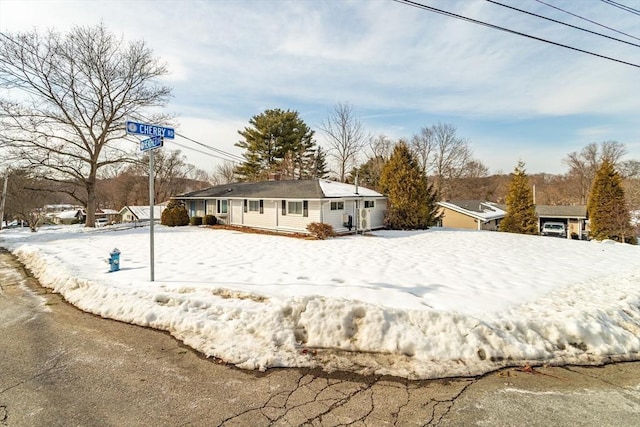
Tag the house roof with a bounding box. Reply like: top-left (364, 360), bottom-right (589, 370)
top-left (119, 206), bottom-right (164, 220)
top-left (176, 179), bottom-right (383, 200)
top-left (493, 203), bottom-right (587, 219)
top-left (535, 205), bottom-right (587, 219)
top-left (56, 210), bottom-right (82, 219)
top-left (438, 200), bottom-right (506, 222)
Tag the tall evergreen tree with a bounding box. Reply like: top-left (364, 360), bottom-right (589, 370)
top-left (379, 141), bottom-right (440, 229)
top-left (587, 159), bottom-right (632, 242)
top-left (500, 161), bottom-right (538, 235)
top-left (235, 109), bottom-right (316, 181)
top-left (306, 147), bottom-right (330, 179)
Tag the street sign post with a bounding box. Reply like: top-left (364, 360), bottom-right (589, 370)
top-left (126, 120), bottom-right (175, 139)
top-left (125, 120), bottom-right (174, 283)
top-left (140, 136), bottom-right (163, 151)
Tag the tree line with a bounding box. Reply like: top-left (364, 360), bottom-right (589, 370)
top-left (0, 23), bottom-right (637, 237)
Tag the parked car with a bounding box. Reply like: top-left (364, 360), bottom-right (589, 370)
top-left (95, 218), bottom-right (109, 227)
top-left (541, 222), bottom-right (566, 238)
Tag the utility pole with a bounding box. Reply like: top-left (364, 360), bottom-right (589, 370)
top-left (0, 172), bottom-right (8, 230)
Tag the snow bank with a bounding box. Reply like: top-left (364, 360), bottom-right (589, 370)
top-left (2, 225), bottom-right (639, 379)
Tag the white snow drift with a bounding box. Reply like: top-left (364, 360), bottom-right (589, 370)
top-left (1, 224), bottom-right (638, 379)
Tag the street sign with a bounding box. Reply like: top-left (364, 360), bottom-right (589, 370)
top-left (140, 136), bottom-right (163, 152)
top-left (126, 120), bottom-right (175, 139)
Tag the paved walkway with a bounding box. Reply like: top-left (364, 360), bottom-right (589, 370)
top-left (1, 248), bottom-right (638, 426)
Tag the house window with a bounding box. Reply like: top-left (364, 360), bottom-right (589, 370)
top-left (330, 201), bottom-right (344, 211)
top-left (364, 200), bottom-right (375, 208)
top-left (288, 201), bottom-right (303, 215)
top-left (217, 199), bottom-right (228, 214)
top-left (287, 201), bottom-right (308, 216)
top-left (248, 200), bottom-right (264, 214)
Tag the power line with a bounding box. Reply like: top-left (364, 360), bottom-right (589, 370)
top-left (600, 0), bottom-right (640, 16)
top-left (132, 113), bottom-right (245, 163)
top-left (485, 0), bottom-right (640, 47)
top-left (535, 0), bottom-right (640, 41)
top-left (392, 0), bottom-right (640, 68)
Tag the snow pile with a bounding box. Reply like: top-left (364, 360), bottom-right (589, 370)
top-left (1, 225), bottom-right (638, 379)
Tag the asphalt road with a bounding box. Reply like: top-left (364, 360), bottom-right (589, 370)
top-left (1, 248), bottom-right (638, 426)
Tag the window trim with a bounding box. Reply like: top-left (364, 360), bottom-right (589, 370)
top-left (217, 199), bottom-right (228, 215)
top-left (287, 201), bottom-right (303, 216)
top-left (248, 200), bottom-right (260, 212)
top-left (330, 201), bottom-right (344, 211)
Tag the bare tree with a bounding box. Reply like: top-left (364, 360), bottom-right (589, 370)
top-left (0, 24), bottom-right (171, 226)
top-left (211, 161), bottom-right (238, 185)
top-left (429, 123), bottom-right (473, 199)
top-left (319, 102), bottom-right (367, 182)
top-left (129, 149), bottom-right (208, 203)
top-left (409, 127), bottom-right (435, 175)
top-left (4, 169), bottom-right (54, 231)
top-left (563, 141), bottom-right (627, 204)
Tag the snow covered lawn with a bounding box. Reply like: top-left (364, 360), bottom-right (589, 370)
top-left (1, 224), bottom-right (639, 379)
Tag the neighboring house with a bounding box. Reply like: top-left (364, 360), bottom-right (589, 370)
top-left (535, 205), bottom-right (588, 239)
top-left (437, 201), bottom-right (589, 239)
top-left (119, 205), bottom-right (166, 222)
top-left (437, 200), bottom-right (506, 231)
top-left (53, 209), bottom-right (83, 225)
top-left (174, 178), bottom-right (387, 234)
top-left (75, 208), bottom-right (120, 224)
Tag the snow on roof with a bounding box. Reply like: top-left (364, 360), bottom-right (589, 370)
top-left (438, 201), bottom-right (506, 222)
top-left (318, 179), bottom-right (382, 198)
top-left (120, 206), bottom-right (164, 220)
top-left (56, 210), bottom-right (81, 219)
top-left (178, 179), bottom-right (383, 200)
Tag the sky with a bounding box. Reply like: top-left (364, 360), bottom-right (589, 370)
top-left (1, 0), bottom-right (639, 175)
top-left (1, 223), bottom-right (639, 379)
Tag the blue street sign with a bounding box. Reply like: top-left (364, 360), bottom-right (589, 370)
top-left (140, 136), bottom-right (163, 151)
top-left (126, 120), bottom-right (175, 139)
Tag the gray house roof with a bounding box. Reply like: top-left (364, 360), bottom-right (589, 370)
top-left (176, 179), bottom-right (383, 200)
top-left (536, 205), bottom-right (587, 219)
top-left (494, 204), bottom-right (587, 219)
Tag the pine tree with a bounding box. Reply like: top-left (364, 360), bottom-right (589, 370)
top-left (587, 159), bottom-right (632, 242)
top-left (500, 161), bottom-right (538, 235)
top-left (307, 147), bottom-right (330, 179)
top-left (235, 109), bottom-right (316, 181)
top-left (379, 141), bottom-right (440, 229)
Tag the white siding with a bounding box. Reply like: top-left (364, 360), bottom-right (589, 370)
top-left (230, 200), bottom-right (243, 225)
top-left (277, 200), bottom-right (321, 232)
top-left (370, 198), bottom-right (387, 229)
top-left (323, 200), bottom-right (353, 233)
top-left (244, 200), bottom-right (277, 229)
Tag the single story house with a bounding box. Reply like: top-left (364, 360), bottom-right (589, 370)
top-left (53, 208), bottom-right (119, 225)
top-left (535, 204), bottom-right (588, 239)
top-left (438, 201), bottom-right (589, 238)
top-left (53, 209), bottom-right (84, 225)
top-left (437, 200), bottom-right (506, 231)
top-left (174, 178), bottom-right (387, 234)
top-left (119, 205), bottom-right (166, 222)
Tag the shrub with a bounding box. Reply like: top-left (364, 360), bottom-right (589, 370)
top-left (190, 216), bottom-right (203, 226)
top-left (306, 222), bottom-right (335, 239)
top-left (204, 214), bottom-right (218, 226)
top-left (161, 200), bottom-right (190, 227)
